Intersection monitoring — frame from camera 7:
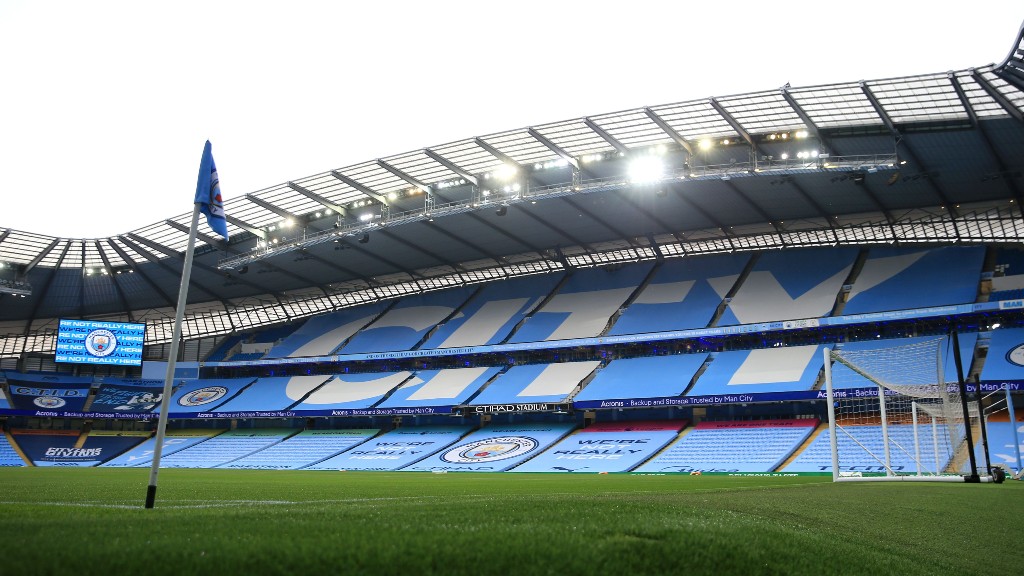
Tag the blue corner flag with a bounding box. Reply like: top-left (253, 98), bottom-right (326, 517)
top-left (194, 140), bottom-right (229, 240)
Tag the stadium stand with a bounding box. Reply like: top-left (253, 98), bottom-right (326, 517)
top-left (220, 429), bottom-right (379, 470)
top-left (842, 246), bottom-right (984, 315)
top-left (608, 254), bottom-right (750, 335)
top-left (306, 425), bottom-right (471, 471)
top-left (204, 333), bottom-right (248, 362)
top-left (264, 302), bottom-right (388, 358)
top-left (14, 429), bottom-right (148, 467)
top-left (469, 361), bottom-right (600, 405)
top-left (377, 367), bottom-right (500, 408)
top-left (830, 334), bottom-right (978, 389)
top-left (783, 422), bottom-right (955, 474)
top-left (212, 375), bottom-right (332, 412)
top-left (978, 419), bottom-right (1023, 472)
top-left (990, 247), bottom-right (1024, 301)
top-left (635, 419), bottom-right (818, 473)
top-left (420, 274), bottom-right (565, 348)
top-left (979, 327), bottom-right (1024, 383)
top-left (339, 287), bottom-right (476, 354)
top-left (157, 429), bottom-right (296, 468)
top-left (4, 372), bottom-right (92, 411)
top-left (686, 345), bottom-right (824, 396)
top-left (11, 430), bottom-right (90, 466)
top-left (507, 263), bottom-right (654, 343)
top-left (0, 434), bottom-right (27, 466)
top-left (716, 248), bottom-right (859, 325)
top-left (102, 429), bottom-right (221, 467)
top-left (404, 422), bottom-right (576, 472)
top-left (3, 23), bottom-right (1024, 487)
top-left (163, 377), bottom-right (256, 413)
top-left (573, 354), bottom-right (709, 402)
top-left (289, 371), bottom-right (411, 411)
top-left (89, 379), bottom-right (164, 412)
top-left (513, 420), bottom-right (685, 472)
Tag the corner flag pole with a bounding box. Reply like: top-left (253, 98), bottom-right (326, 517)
top-left (146, 141), bottom-right (228, 509)
top-left (145, 203), bottom-right (201, 509)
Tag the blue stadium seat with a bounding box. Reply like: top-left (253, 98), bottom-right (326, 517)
top-left (290, 371), bottom-right (412, 410)
top-left (378, 367), bottom-right (500, 408)
top-left (469, 361), bottom-right (600, 405)
top-left (842, 246), bottom-right (984, 315)
top-left (574, 354), bottom-right (708, 402)
top-left (717, 248), bottom-right (858, 326)
top-left (508, 263), bottom-right (654, 343)
top-left (635, 420), bottom-right (818, 473)
top-left (421, 274), bottom-right (564, 348)
top-left (340, 287), bottom-right (475, 354)
top-left (213, 375), bottom-right (332, 412)
top-left (980, 327), bottom-right (1024, 382)
top-left (608, 254), bottom-right (750, 335)
top-left (687, 345), bottom-right (824, 396)
top-left (307, 426), bottom-right (472, 471)
top-left (265, 302), bottom-right (389, 358)
top-left (158, 429), bottom-right (296, 469)
top-left (220, 429), bottom-right (379, 470)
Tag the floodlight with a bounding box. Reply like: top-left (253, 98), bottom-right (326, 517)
top-left (629, 156), bottom-right (665, 184)
top-left (698, 139), bottom-right (713, 150)
top-left (494, 163), bottom-right (518, 181)
top-left (359, 213), bottom-right (373, 222)
top-left (795, 130), bottom-right (809, 139)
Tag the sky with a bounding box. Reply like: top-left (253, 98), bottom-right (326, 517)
top-left (1, 1), bottom-right (1020, 239)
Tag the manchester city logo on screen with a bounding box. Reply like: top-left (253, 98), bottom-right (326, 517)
top-left (84, 329), bottom-right (118, 358)
top-left (440, 436), bottom-right (538, 464)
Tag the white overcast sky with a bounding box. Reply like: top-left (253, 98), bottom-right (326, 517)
top-left (1, 1), bottom-right (1020, 239)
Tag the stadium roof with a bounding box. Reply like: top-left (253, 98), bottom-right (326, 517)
top-left (2, 21), bottom-right (1023, 353)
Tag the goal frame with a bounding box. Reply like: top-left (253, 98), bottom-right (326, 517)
top-left (823, 333), bottom-right (986, 483)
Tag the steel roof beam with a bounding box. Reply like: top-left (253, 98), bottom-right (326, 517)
top-left (709, 98), bottom-right (760, 156)
top-left (722, 181), bottom-right (783, 235)
top-left (429, 188), bottom-right (547, 259)
top-left (473, 138), bottom-right (521, 168)
top-left (421, 219), bottom-right (503, 266)
top-left (376, 229), bottom-right (465, 273)
top-left (117, 235), bottom-right (225, 301)
top-left (423, 149), bottom-right (479, 187)
top-left (0, 229), bottom-right (10, 245)
top-left (969, 69), bottom-right (1024, 123)
top-left (949, 73), bottom-right (1024, 210)
top-left (377, 160), bottom-right (431, 194)
top-left (247, 194), bottom-right (300, 222)
top-left (287, 182), bottom-right (350, 217)
top-left (527, 128), bottom-right (580, 171)
top-left (23, 238), bottom-right (61, 274)
top-left (561, 196), bottom-right (636, 245)
top-left (21, 241), bottom-right (72, 333)
top-left (104, 239), bottom-right (177, 307)
top-left (224, 215), bottom-right (268, 240)
top-left (780, 88), bottom-right (833, 153)
top-left (330, 170), bottom-right (390, 205)
top-left (859, 81), bottom-right (900, 135)
top-left (642, 108), bottom-right (695, 157)
top-left (165, 219), bottom-right (228, 251)
top-left (860, 82), bottom-right (958, 219)
top-left (95, 240), bottom-right (133, 319)
top-left (583, 118), bottom-right (630, 155)
top-left (124, 232), bottom-right (303, 295)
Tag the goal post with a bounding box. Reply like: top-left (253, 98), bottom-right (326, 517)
top-left (823, 336), bottom-right (985, 483)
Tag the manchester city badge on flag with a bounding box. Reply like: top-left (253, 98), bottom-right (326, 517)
top-left (194, 140), bottom-right (229, 240)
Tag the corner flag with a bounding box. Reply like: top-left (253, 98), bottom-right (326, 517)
top-left (194, 140), bottom-right (229, 240)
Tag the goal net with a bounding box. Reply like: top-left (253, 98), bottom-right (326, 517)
top-left (823, 337), bottom-right (980, 482)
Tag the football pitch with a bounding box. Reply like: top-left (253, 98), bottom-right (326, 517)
top-left (1, 468), bottom-right (1020, 575)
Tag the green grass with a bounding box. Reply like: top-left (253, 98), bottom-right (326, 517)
top-left (0, 468), bottom-right (1021, 575)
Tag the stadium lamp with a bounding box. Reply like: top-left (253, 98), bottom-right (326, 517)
top-left (628, 156), bottom-right (665, 184)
